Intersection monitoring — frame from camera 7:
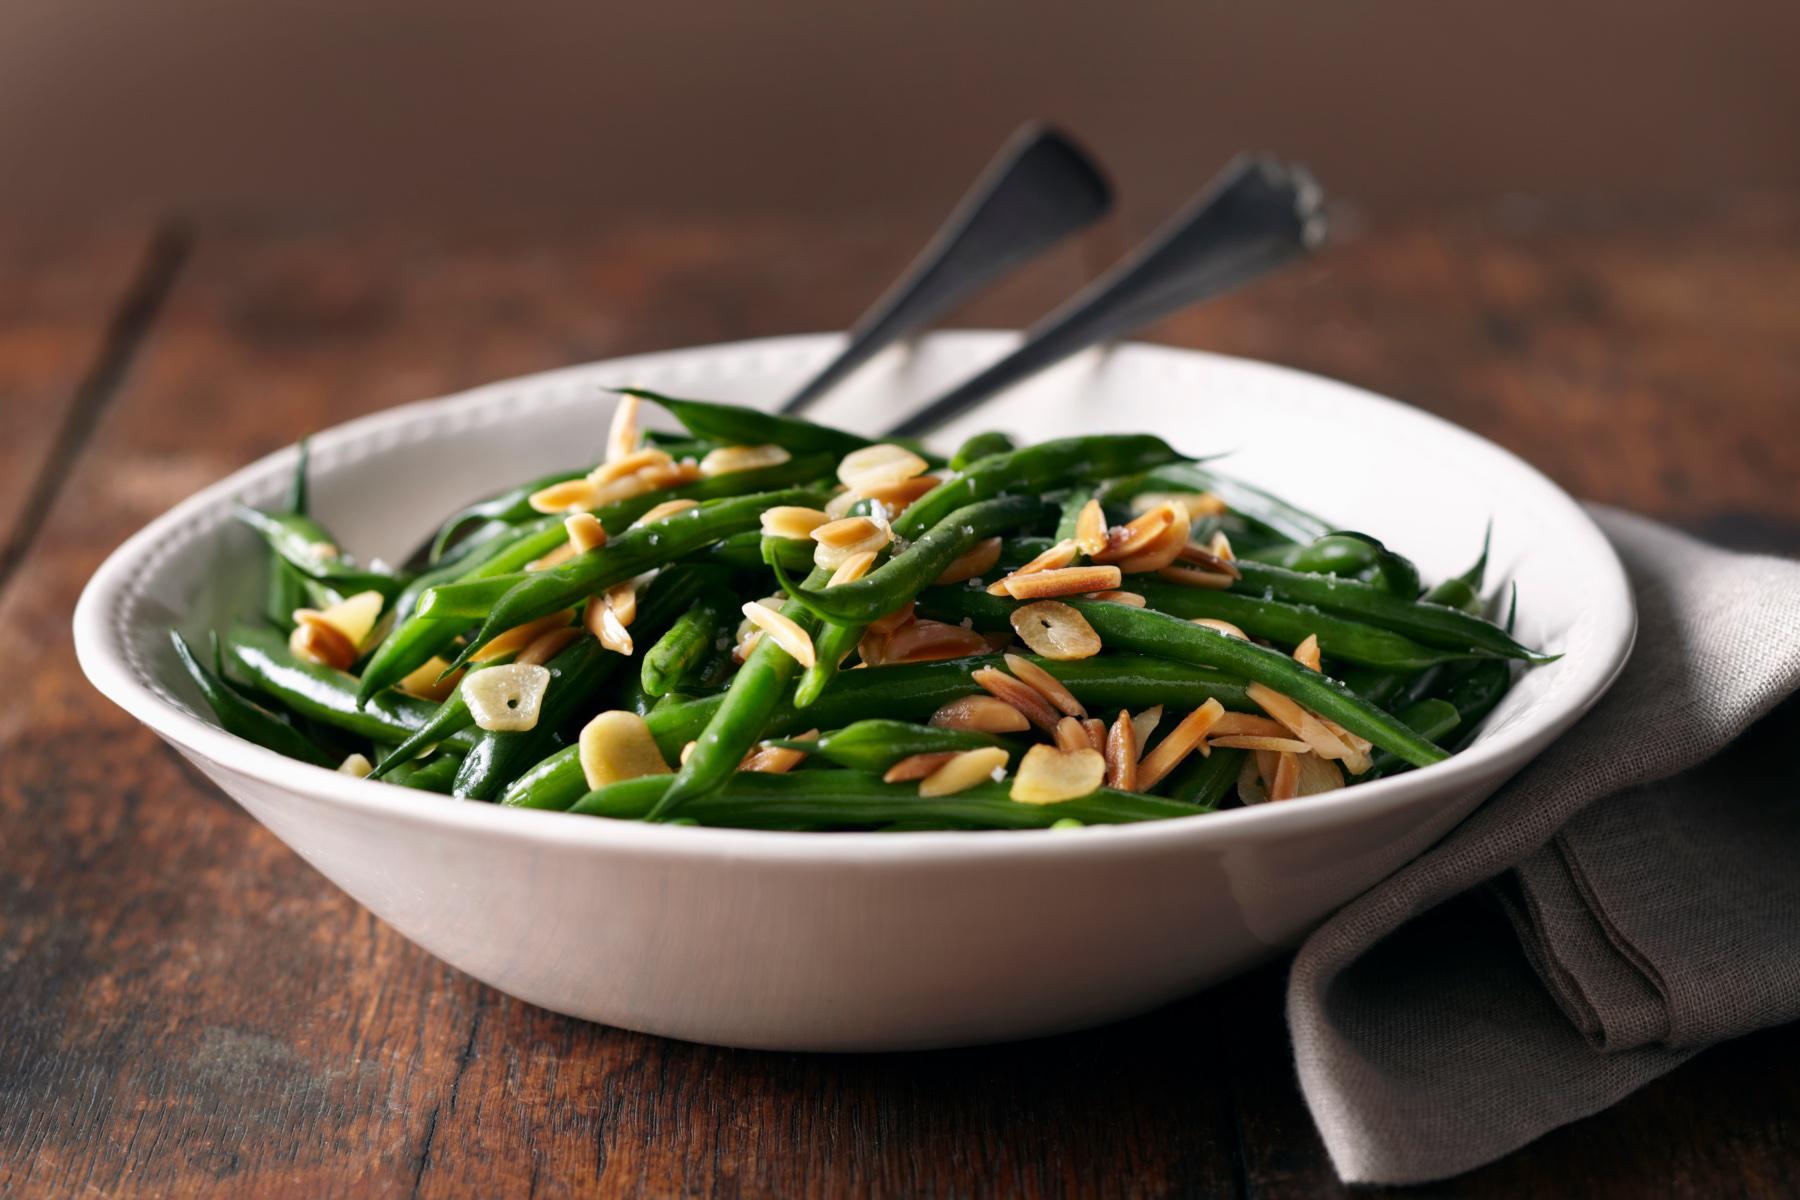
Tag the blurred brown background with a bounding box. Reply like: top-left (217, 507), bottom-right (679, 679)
top-left (4, 0), bottom-right (1798, 223)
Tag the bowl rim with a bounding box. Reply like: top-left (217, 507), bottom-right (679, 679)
top-left (73, 331), bottom-right (1636, 865)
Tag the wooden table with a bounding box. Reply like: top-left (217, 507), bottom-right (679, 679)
top-left (4, 196), bottom-right (1797, 1197)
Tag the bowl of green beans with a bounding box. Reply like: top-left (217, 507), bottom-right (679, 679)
top-left (75, 331), bottom-right (1635, 1049)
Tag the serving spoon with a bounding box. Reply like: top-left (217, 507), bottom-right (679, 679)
top-left (779, 122), bottom-right (1111, 415)
top-left (881, 154), bottom-right (1325, 438)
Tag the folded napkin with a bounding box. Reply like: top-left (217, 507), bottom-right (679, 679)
top-left (1288, 506), bottom-right (1800, 1185)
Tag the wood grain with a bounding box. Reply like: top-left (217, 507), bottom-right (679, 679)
top-left (1, 197), bottom-right (1795, 1198)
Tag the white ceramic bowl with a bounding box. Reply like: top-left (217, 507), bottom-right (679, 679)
top-left (74, 332), bottom-right (1634, 1051)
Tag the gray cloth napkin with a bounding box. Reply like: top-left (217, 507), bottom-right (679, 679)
top-left (1287, 506), bottom-right (1800, 1185)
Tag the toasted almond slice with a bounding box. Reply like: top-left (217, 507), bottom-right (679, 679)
top-left (828, 549), bottom-right (879, 587)
top-left (1086, 589), bottom-right (1146, 607)
top-left (741, 600), bottom-right (816, 668)
top-left (1315, 716), bottom-right (1375, 776)
top-left (517, 625), bottom-right (582, 666)
top-left (1001, 565), bottom-right (1122, 600)
top-left (883, 619), bottom-right (990, 664)
top-left (287, 614), bottom-right (358, 670)
top-left (837, 443), bottom-right (929, 492)
top-left (854, 475), bottom-right (940, 515)
top-left (972, 666), bottom-right (1062, 733)
top-left (565, 512), bottom-right (607, 554)
top-left (1256, 750), bottom-right (1280, 793)
top-left (919, 746), bottom-right (1010, 797)
top-left (633, 498), bottom-right (698, 526)
top-left (1092, 506), bottom-right (1170, 563)
top-left (589, 447), bottom-right (673, 487)
top-left (1157, 564), bottom-right (1235, 590)
top-left (1114, 519), bottom-right (1194, 573)
top-left (986, 539), bottom-right (1080, 594)
top-left (760, 505), bottom-right (831, 540)
top-left (528, 542), bottom-right (578, 572)
top-left (1105, 710), bottom-right (1139, 790)
top-left (1053, 716), bottom-right (1092, 753)
top-left (463, 662), bottom-right (552, 732)
top-left (824, 489), bottom-right (859, 519)
top-left (1295, 752), bottom-right (1346, 797)
top-left (1177, 541), bottom-right (1243, 578)
top-left (397, 655), bottom-right (463, 702)
top-left (866, 602), bottom-right (916, 639)
top-left (741, 729), bottom-right (817, 774)
top-left (1131, 705), bottom-right (1164, 747)
top-left (1209, 735), bottom-right (1312, 753)
top-left (1237, 752), bottom-right (1268, 804)
top-left (1011, 745), bottom-right (1105, 805)
top-left (578, 710), bottom-right (672, 789)
top-left (857, 602), bottom-right (916, 666)
top-left (604, 580), bottom-right (638, 626)
top-left (1293, 634), bottom-right (1322, 672)
top-left (1192, 617), bottom-right (1248, 639)
top-left (1009, 600), bottom-right (1101, 661)
top-left (529, 477), bottom-right (600, 514)
top-left (1137, 698), bottom-right (1227, 789)
top-left (929, 694), bottom-right (1032, 734)
top-left (1002, 653), bottom-right (1084, 718)
top-left (606, 392), bottom-right (641, 462)
top-left (811, 515), bottom-right (892, 569)
top-left (934, 536), bottom-right (1002, 585)
top-left (1130, 490), bottom-right (1227, 519)
top-left (1083, 718), bottom-right (1107, 752)
top-left (700, 443), bottom-right (790, 476)
top-left (337, 752), bottom-right (374, 778)
top-left (884, 751), bottom-right (960, 783)
top-left (1209, 530), bottom-right (1235, 560)
top-left (324, 590), bottom-right (386, 646)
top-left (1209, 712), bottom-right (1292, 738)
top-left (1269, 752), bottom-right (1301, 801)
top-left (1245, 682), bottom-right (1355, 763)
top-left (1074, 499), bottom-right (1109, 556)
top-left (679, 740), bottom-right (697, 766)
top-left (584, 600), bottom-right (634, 656)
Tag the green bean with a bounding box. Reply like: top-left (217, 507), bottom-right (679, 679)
top-left (502, 653), bottom-right (1252, 812)
top-left (775, 720), bottom-right (1012, 772)
top-left (572, 770), bottom-right (1202, 829)
top-left (387, 752), bottom-right (465, 793)
top-left (223, 625), bottom-right (480, 749)
top-left (1228, 561), bottom-right (1546, 661)
top-left (1320, 532), bottom-right (1421, 598)
top-left (1277, 533), bottom-right (1381, 577)
top-left (1051, 490), bottom-right (1093, 545)
top-left (1101, 463), bottom-right (1329, 545)
top-left (793, 618), bottom-right (866, 707)
top-left (1366, 698), bottom-right (1462, 777)
top-left (623, 387), bottom-right (875, 457)
top-left (445, 487), bottom-right (825, 672)
top-left (949, 431), bottom-right (1017, 471)
top-left (774, 495), bottom-right (1046, 624)
top-left (428, 467), bottom-right (588, 562)
top-left (170, 631), bottom-right (334, 767)
top-left (1161, 745), bottom-right (1244, 810)
top-left (263, 440), bottom-right (315, 631)
top-left (641, 592), bottom-right (729, 698)
top-left (651, 567), bottom-right (834, 817)
top-left (1023, 600), bottom-right (1451, 768)
top-left (704, 529), bottom-right (816, 573)
top-left (234, 505), bottom-right (408, 600)
top-left (895, 435), bottom-right (1184, 539)
top-left (369, 658), bottom-right (514, 778)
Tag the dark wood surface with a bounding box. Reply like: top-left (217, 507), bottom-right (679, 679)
top-left (3, 195), bottom-right (1797, 1197)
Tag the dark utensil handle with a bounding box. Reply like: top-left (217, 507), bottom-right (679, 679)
top-left (881, 155), bottom-right (1325, 438)
top-left (780, 122), bottom-right (1111, 415)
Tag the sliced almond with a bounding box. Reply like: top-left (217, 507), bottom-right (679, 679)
top-left (527, 542), bottom-right (579, 572)
top-left (929, 694), bottom-right (1032, 734)
top-left (589, 447), bottom-right (674, 488)
top-left (1209, 735), bottom-right (1312, 753)
top-left (811, 515), bottom-right (891, 569)
top-left (633, 498), bottom-right (698, 526)
top-left (1011, 745), bottom-right (1105, 805)
top-left (679, 740), bottom-right (697, 766)
top-left (1237, 753), bottom-right (1269, 804)
top-left (1130, 491), bottom-right (1227, 519)
top-left (1105, 710), bottom-right (1139, 791)
top-left (1002, 653), bottom-right (1084, 718)
top-left (934, 536), bottom-right (1002, 586)
top-left (1136, 698), bottom-right (1227, 790)
top-left (760, 505), bottom-right (831, 540)
top-left (1086, 590), bottom-right (1146, 607)
top-left (565, 512), bottom-right (607, 554)
top-left (1157, 564), bottom-right (1235, 590)
top-left (1209, 531), bottom-right (1235, 561)
top-left (972, 666), bottom-right (1062, 733)
top-left (919, 746), bottom-right (1009, 797)
top-left (1316, 716), bottom-right (1375, 775)
top-left (1245, 682), bottom-right (1356, 764)
top-left (741, 729), bottom-right (817, 774)
top-left (578, 710), bottom-right (672, 789)
top-left (1293, 634), bottom-right (1322, 672)
top-left (604, 580), bottom-right (639, 627)
top-left (290, 619), bottom-right (354, 672)
top-left (700, 443), bottom-right (790, 476)
top-left (999, 565), bottom-right (1122, 600)
top-left (1009, 601), bottom-right (1101, 661)
top-left (585, 599), bottom-right (634, 656)
top-left (1209, 712), bottom-right (1292, 738)
top-left (741, 600), bottom-right (816, 668)
top-left (463, 662), bottom-right (552, 732)
top-left (1114, 515), bottom-right (1194, 574)
top-left (1131, 705), bottom-right (1164, 747)
top-left (884, 751), bottom-right (959, 784)
top-left (337, 752), bottom-right (374, 778)
top-left (985, 539), bottom-right (1080, 595)
top-left (1053, 716), bottom-right (1092, 753)
top-left (824, 489), bottom-right (859, 519)
top-left (1176, 541), bottom-right (1243, 578)
top-left (827, 549), bottom-right (878, 588)
top-left (857, 602), bottom-right (915, 666)
top-left (397, 655), bottom-right (462, 702)
top-left (517, 625), bottom-right (582, 666)
top-left (474, 611), bottom-right (576, 663)
top-left (1074, 498), bottom-right (1109, 556)
top-left (529, 478), bottom-right (600, 514)
top-left (883, 619), bottom-right (989, 664)
top-left (837, 443), bottom-right (929, 493)
top-left (606, 393), bottom-right (641, 462)
top-left (1269, 752), bottom-right (1301, 801)
top-left (854, 475), bottom-right (940, 516)
top-left (1295, 752), bottom-right (1346, 797)
top-left (1192, 618), bottom-right (1248, 639)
